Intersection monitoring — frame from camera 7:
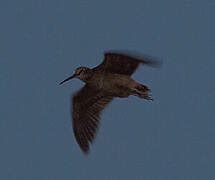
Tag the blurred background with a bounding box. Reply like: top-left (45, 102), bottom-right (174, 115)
top-left (0, 0), bottom-right (215, 179)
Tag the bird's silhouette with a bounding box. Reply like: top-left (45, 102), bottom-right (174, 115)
top-left (60, 51), bottom-right (161, 154)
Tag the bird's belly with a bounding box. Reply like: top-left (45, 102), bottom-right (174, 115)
top-left (102, 75), bottom-right (134, 97)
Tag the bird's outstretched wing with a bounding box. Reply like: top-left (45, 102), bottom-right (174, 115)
top-left (94, 51), bottom-right (161, 76)
top-left (72, 84), bottom-right (113, 154)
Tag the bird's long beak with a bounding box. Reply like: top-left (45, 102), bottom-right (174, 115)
top-left (59, 74), bottom-right (76, 85)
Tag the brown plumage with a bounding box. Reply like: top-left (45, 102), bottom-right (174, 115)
top-left (60, 51), bottom-right (161, 154)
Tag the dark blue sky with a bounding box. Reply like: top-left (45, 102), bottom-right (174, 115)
top-left (1, 0), bottom-right (215, 179)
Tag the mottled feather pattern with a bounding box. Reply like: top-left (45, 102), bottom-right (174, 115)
top-left (72, 85), bottom-right (113, 153)
top-left (60, 51), bottom-right (161, 153)
top-left (93, 52), bottom-right (161, 76)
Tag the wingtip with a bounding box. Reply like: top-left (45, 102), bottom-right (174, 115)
top-left (79, 145), bottom-right (90, 155)
top-left (82, 149), bottom-right (90, 155)
top-left (104, 50), bottom-right (163, 68)
top-left (144, 58), bottom-right (163, 68)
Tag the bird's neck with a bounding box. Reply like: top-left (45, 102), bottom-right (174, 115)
top-left (79, 71), bottom-right (94, 83)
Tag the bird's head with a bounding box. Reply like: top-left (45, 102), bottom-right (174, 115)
top-left (59, 66), bottom-right (91, 85)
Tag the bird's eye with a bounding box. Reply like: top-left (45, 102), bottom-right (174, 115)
top-left (77, 69), bottom-right (83, 75)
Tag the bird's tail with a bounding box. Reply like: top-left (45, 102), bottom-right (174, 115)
top-left (132, 84), bottom-right (153, 100)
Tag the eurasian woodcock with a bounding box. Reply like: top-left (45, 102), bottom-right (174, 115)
top-left (60, 51), bottom-right (161, 154)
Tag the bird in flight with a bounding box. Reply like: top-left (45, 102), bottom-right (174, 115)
top-left (60, 51), bottom-right (161, 154)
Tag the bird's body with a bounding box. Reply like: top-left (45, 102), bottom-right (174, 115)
top-left (100, 73), bottom-right (135, 97)
top-left (81, 71), bottom-right (137, 98)
top-left (60, 51), bottom-right (161, 153)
